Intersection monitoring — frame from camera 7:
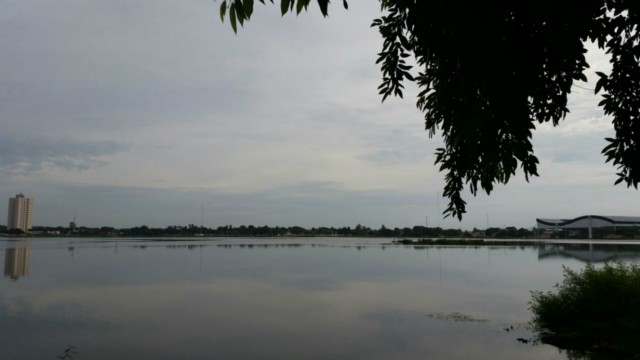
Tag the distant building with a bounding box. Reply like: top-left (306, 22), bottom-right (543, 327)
top-left (536, 215), bottom-right (640, 239)
top-left (7, 193), bottom-right (34, 232)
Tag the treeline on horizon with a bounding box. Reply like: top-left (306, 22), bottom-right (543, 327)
top-left (0, 224), bottom-right (536, 238)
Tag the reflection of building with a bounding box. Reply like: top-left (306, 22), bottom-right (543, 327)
top-left (7, 193), bottom-right (34, 232)
top-left (538, 243), bottom-right (640, 263)
top-left (4, 247), bottom-right (30, 280)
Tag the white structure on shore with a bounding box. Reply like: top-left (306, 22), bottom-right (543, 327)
top-left (536, 215), bottom-right (640, 239)
top-left (7, 193), bottom-right (34, 232)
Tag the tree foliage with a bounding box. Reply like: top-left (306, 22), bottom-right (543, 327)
top-left (219, 0), bottom-right (640, 220)
top-left (530, 263), bottom-right (640, 358)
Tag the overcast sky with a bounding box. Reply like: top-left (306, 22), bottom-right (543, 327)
top-left (1, 0), bottom-right (637, 230)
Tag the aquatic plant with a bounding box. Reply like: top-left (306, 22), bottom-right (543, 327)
top-left (530, 262), bottom-right (640, 358)
top-left (426, 312), bottom-right (488, 323)
top-left (56, 344), bottom-right (78, 359)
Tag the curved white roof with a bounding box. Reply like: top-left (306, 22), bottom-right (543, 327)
top-left (537, 215), bottom-right (640, 229)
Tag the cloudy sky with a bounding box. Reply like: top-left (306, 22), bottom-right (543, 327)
top-left (1, 0), bottom-right (637, 229)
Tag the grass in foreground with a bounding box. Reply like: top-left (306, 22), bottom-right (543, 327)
top-left (530, 262), bottom-right (640, 359)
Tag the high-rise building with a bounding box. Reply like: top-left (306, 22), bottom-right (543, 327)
top-left (7, 193), bottom-right (34, 232)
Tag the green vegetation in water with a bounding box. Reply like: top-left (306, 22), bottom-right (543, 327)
top-left (394, 238), bottom-right (483, 245)
top-left (426, 312), bottom-right (489, 323)
top-left (530, 262), bottom-right (640, 359)
top-left (56, 344), bottom-right (78, 359)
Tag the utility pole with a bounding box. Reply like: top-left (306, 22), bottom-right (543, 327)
top-left (200, 204), bottom-right (204, 229)
top-left (436, 192), bottom-right (441, 228)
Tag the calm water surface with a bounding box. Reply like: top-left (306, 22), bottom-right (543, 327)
top-left (2, 237), bottom-right (639, 359)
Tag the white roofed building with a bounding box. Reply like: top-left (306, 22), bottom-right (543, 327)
top-left (536, 215), bottom-right (640, 239)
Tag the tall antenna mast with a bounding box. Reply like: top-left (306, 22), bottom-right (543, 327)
top-left (436, 192), bottom-right (441, 228)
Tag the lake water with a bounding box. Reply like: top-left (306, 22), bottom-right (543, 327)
top-left (2, 237), bottom-right (639, 360)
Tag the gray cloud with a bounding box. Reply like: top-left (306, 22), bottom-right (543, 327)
top-left (0, 137), bottom-right (129, 174)
top-left (363, 148), bottom-right (428, 165)
top-left (0, 180), bottom-right (436, 228)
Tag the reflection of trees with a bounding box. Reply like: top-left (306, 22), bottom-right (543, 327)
top-left (216, 244), bottom-right (306, 249)
top-left (4, 246), bottom-right (30, 281)
top-left (539, 336), bottom-right (640, 360)
top-left (165, 244), bottom-right (206, 250)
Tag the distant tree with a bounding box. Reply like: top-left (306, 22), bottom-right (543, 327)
top-left (336, 226), bottom-right (351, 236)
top-left (485, 227), bottom-right (501, 238)
top-left (401, 227), bottom-right (412, 237)
top-left (353, 224), bottom-right (366, 236)
top-left (443, 228), bottom-right (462, 237)
top-left (429, 227), bottom-right (444, 237)
top-left (518, 227), bottom-right (533, 238)
top-left (290, 226), bottom-right (306, 235)
top-left (100, 226), bottom-right (115, 234)
top-left (378, 224), bottom-right (394, 237)
top-left (7, 228), bottom-right (24, 235)
top-left (409, 226), bottom-right (424, 237)
top-left (219, 0), bottom-right (640, 219)
top-left (505, 226), bottom-right (519, 238)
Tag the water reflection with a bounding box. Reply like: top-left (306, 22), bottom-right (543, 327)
top-left (217, 243), bottom-right (305, 249)
top-left (4, 246), bottom-right (30, 281)
top-left (538, 243), bottom-right (640, 263)
top-left (2, 238), bottom-right (640, 359)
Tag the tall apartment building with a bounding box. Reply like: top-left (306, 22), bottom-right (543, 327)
top-left (7, 193), bottom-right (34, 232)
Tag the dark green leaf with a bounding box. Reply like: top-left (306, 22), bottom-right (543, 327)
top-left (230, 5), bottom-right (237, 33)
top-left (220, 2), bottom-right (227, 22)
top-left (235, 2), bottom-right (245, 26)
top-left (281, 0), bottom-right (290, 15)
top-left (317, 0), bottom-right (328, 16)
top-left (244, 0), bottom-right (254, 17)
